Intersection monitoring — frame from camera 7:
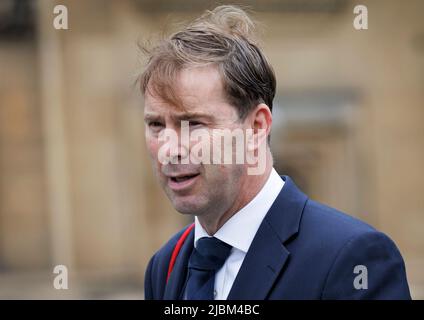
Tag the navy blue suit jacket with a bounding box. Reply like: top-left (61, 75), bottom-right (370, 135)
top-left (144, 176), bottom-right (411, 299)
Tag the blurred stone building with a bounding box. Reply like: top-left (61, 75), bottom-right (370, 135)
top-left (0, 0), bottom-right (423, 298)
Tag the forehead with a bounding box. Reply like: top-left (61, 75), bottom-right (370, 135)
top-left (144, 66), bottom-right (234, 117)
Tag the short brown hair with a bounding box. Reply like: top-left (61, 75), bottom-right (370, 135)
top-left (139, 5), bottom-right (276, 120)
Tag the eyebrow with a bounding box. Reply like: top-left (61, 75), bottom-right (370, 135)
top-left (143, 114), bottom-right (161, 122)
top-left (172, 112), bottom-right (214, 122)
top-left (144, 112), bottom-right (215, 122)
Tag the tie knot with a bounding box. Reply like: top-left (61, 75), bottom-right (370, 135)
top-left (189, 237), bottom-right (232, 272)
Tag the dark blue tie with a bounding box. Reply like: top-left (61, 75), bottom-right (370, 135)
top-left (185, 237), bottom-right (232, 300)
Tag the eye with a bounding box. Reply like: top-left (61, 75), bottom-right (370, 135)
top-left (189, 120), bottom-right (203, 127)
top-left (149, 121), bottom-right (164, 128)
top-left (148, 121), bottom-right (165, 134)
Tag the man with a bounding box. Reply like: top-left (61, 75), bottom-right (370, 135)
top-left (140, 5), bottom-right (411, 299)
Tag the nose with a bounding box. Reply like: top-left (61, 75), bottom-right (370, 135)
top-left (168, 138), bottom-right (189, 164)
top-left (158, 126), bottom-right (190, 164)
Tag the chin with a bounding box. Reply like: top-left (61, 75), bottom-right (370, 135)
top-left (171, 197), bottom-right (208, 216)
top-left (173, 203), bottom-right (200, 215)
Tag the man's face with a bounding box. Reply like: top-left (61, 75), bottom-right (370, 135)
top-left (143, 66), bottom-right (249, 217)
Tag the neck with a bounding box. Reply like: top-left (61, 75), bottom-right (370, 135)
top-left (198, 152), bottom-right (273, 235)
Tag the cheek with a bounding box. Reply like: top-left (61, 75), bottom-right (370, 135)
top-left (146, 136), bottom-right (160, 160)
top-left (203, 164), bottom-right (227, 182)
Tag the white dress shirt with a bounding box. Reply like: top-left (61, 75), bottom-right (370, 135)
top-left (193, 168), bottom-right (284, 300)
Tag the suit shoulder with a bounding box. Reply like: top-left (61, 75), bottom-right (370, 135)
top-left (144, 224), bottom-right (193, 297)
top-left (293, 200), bottom-right (407, 284)
top-left (300, 199), bottom-right (377, 244)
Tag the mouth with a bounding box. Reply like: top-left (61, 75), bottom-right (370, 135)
top-left (170, 173), bottom-right (199, 183)
top-left (168, 173), bottom-right (200, 191)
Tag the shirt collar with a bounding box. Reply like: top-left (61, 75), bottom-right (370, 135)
top-left (194, 168), bottom-right (285, 253)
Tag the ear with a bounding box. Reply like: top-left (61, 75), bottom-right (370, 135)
top-left (246, 103), bottom-right (272, 152)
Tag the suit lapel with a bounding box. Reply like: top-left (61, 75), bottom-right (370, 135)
top-left (163, 230), bottom-right (194, 300)
top-left (227, 220), bottom-right (290, 299)
top-left (227, 176), bottom-right (308, 299)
